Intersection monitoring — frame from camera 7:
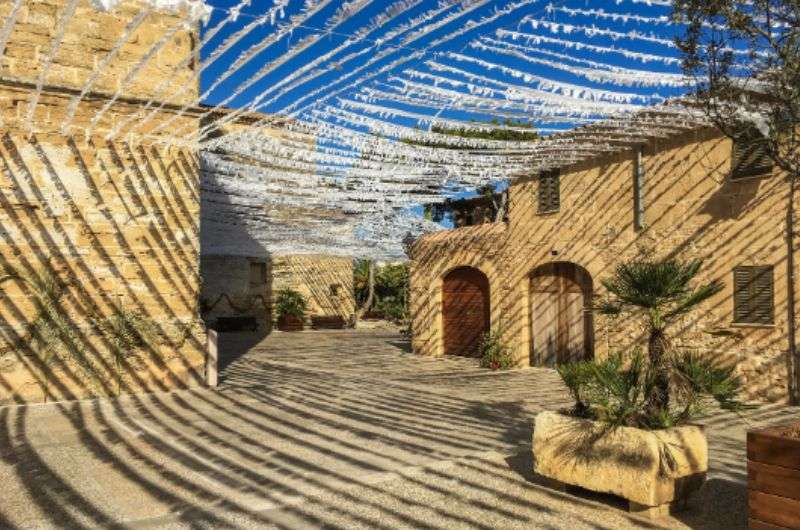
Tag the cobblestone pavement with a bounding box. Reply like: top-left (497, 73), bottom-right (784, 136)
top-left (0, 329), bottom-right (798, 529)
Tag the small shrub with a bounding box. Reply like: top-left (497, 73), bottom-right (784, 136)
top-left (275, 288), bottom-right (307, 320)
top-left (557, 351), bottom-right (748, 430)
top-left (479, 330), bottom-right (514, 370)
top-left (374, 296), bottom-right (407, 323)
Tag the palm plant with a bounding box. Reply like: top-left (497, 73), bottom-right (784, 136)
top-left (598, 258), bottom-right (724, 417)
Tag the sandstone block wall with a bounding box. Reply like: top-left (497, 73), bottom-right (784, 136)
top-left (272, 255), bottom-right (355, 323)
top-left (411, 127), bottom-right (797, 403)
top-left (199, 254), bottom-right (356, 329)
top-left (0, 0), bottom-right (204, 404)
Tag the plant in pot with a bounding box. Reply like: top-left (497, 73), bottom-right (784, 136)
top-left (479, 329), bottom-right (513, 370)
top-left (275, 288), bottom-right (307, 332)
top-left (534, 258), bottom-right (748, 518)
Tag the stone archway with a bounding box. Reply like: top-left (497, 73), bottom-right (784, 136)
top-left (529, 262), bottom-right (593, 367)
top-left (442, 266), bottom-right (490, 357)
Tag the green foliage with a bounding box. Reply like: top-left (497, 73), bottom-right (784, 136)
top-left (674, 0), bottom-right (799, 178)
top-left (102, 307), bottom-right (157, 354)
top-left (600, 259), bottom-right (724, 327)
top-left (0, 263), bottom-right (170, 399)
top-left (353, 259), bottom-right (372, 307)
top-left (99, 306), bottom-right (160, 394)
top-left (354, 260), bottom-right (409, 323)
top-left (274, 288), bottom-right (307, 319)
top-left (375, 263), bottom-right (408, 302)
top-left (556, 360), bottom-right (596, 416)
top-left (563, 258), bottom-right (746, 430)
top-left (557, 351), bottom-right (749, 429)
top-left (673, 353), bottom-right (750, 415)
top-left (479, 330), bottom-right (514, 370)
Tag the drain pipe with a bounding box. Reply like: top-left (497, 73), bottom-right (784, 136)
top-left (788, 177), bottom-right (798, 404)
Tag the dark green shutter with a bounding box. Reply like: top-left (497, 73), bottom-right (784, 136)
top-left (733, 266), bottom-right (774, 324)
top-left (731, 129), bottom-right (774, 180)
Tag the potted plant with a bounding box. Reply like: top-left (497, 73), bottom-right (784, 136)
top-left (275, 288), bottom-right (307, 332)
top-left (534, 259), bottom-right (747, 518)
top-left (479, 330), bottom-right (513, 370)
top-left (748, 422), bottom-right (800, 529)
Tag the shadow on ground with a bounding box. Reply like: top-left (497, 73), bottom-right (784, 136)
top-left (0, 329), bottom-right (797, 529)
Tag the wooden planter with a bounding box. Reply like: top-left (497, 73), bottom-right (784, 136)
top-left (277, 314), bottom-right (304, 332)
top-left (748, 423), bottom-right (800, 529)
top-left (311, 315), bottom-right (346, 330)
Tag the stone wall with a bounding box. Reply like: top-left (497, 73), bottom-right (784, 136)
top-left (0, 0), bottom-right (205, 404)
top-left (200, 255), bottom-right (271, 329)
top-left (199, 254), bottom-right (356, 329)
top-left (410, 127), bottom-right (798, 403)
top-left (272, 255), bottom-right (355, 323)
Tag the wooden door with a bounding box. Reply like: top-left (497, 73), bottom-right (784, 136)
top-left (442, 267), bottom-right (490, 357)
top-left (530, 263), bottom-right (592, 367)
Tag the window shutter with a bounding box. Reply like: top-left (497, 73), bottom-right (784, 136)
top-left (538, 169), bottom-right (560, 213)
top-left (733, 266), bottom-right (774, 324)
top-left (731, 129), bottom-right (774, 180)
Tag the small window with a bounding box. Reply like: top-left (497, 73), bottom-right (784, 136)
top-left (249, 262), bottom-right (267, 285)
top-left (731, 128), bottom-right (774, 180)
top-left (538, 169), bottom-right (560, 213)
top-left (733, 266), bottom-right (774, 325)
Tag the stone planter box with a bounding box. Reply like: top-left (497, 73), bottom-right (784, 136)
top-left (277, 314), bottom-right (304, 332)
top-left (533, 411), bottom-right (707, 518)
top-left (747, 422), bottom-right (800, 529)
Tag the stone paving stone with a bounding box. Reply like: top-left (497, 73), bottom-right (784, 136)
top-left (0, 329), bottom-right (797, 529)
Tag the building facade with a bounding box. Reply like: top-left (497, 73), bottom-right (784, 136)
top-left (410, 126), bottom-right (798, 403)
top-left (200, 254), bottom-right (355, 330)
top-left (0, 0), bottom-right (206, 403)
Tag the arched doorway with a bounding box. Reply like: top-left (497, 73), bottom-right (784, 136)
top-left (442, 266), bottom-right (490, 357)
top-left (529, 262), bottom-right (593, 367)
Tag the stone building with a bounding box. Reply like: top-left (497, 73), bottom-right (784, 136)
top-left (199, 254), bottom-right (355, 330)
top-left (0, 0), bottom-right (206, 403)
top-left (198, 111), bottom-right (356, 330)
top-left (410, 125), bottom-right (798, 403)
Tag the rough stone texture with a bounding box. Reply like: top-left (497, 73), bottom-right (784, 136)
top-left (410, 127), bottom-right (798, 402)
top-left (0, 330), bottom-right (796, 529)
top-left (0, 0), bottom-right (205, 404)
top-left (0, 0), bottom-right (198, 107)
top-left (199, 254), bottom-right (355, 330)
top-left (533, 411), bottom-right (708, 509)
top-left (271, 255), bottom-right (355, 323)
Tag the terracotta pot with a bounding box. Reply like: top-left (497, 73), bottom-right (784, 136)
top-left (748, 422), bottom-right (800, 529)
top-left (277, 314), bottom-right (304, 332)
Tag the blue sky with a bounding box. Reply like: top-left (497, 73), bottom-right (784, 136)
top-left (198, 1), bottom-right (684, 120)
top-left (196, 1), bottom-right (687, 225)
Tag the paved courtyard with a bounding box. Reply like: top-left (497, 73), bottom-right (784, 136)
top-left (0, 329), bottom-right (798, 529)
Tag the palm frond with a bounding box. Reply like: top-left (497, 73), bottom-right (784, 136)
top-left (665, 279), bottom-right (724, 320)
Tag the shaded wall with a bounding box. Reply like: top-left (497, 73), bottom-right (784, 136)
top-left (411, 128), bottom-right (797, 403)
top-left (200, 255), bottom-right (271, 330)
top-left (0, 0), bottom-right (205, 403)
